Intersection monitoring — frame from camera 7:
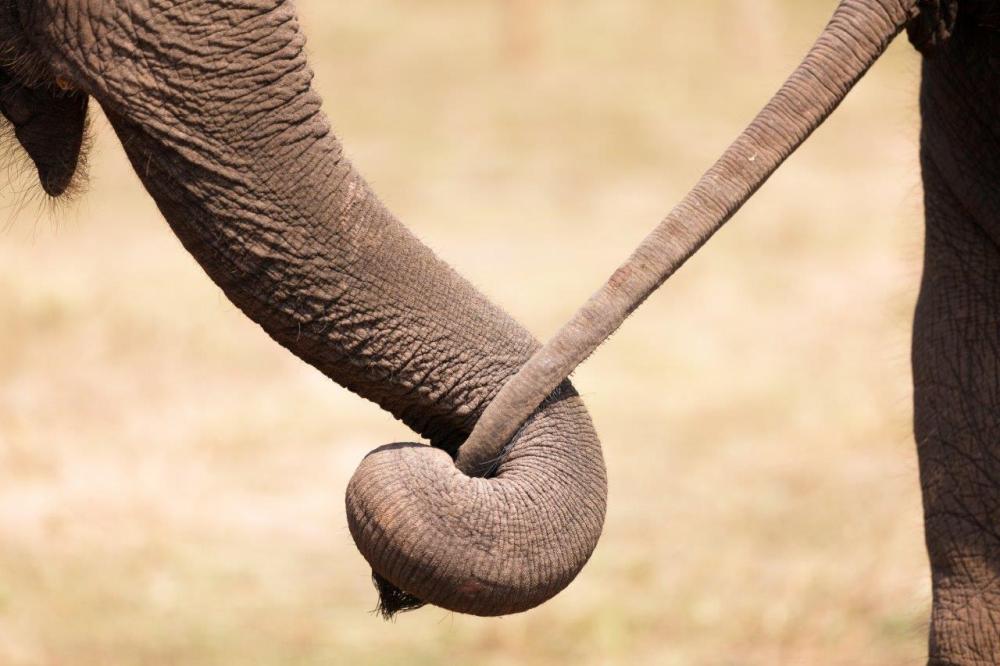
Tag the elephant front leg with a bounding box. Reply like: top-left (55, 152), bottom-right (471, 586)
top-left (914, 160), bottom-right (1000, 664)
top-left (913, 9), bottom-right (1000, 662)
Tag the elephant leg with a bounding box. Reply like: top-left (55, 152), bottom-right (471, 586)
top-left (916, 157), bottom-right (1000, 665)
top-left (914, 6), bottom-right (1000, 660)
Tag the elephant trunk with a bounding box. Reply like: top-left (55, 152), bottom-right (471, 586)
top-left (457, 0), bottom-right (924, 471)
top-left (20, 0), bottom-right (605, 616)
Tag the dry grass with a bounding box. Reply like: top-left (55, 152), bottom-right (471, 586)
top-left (0, 1), bottom-right (930, 664)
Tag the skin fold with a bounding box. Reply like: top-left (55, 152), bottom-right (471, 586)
top-left (0, 0), bottom-right (997, 660)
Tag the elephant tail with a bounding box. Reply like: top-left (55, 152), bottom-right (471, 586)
top-left (456, 0), bottom-right (925, 472)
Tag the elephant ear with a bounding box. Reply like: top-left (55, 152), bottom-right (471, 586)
top-left (0, 70), bottom-right (89, 197)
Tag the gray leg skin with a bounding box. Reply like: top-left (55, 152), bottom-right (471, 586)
top-left (914, 4), bottom-right (1000, 662)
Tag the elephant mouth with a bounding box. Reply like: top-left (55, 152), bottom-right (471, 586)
top-left (0, 71), bottom-right (90, 198)
top-left (0, 9), bottom-right (91, 199)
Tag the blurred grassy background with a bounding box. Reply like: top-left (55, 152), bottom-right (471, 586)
top-left (0, 1), bottom-right (929, 664)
